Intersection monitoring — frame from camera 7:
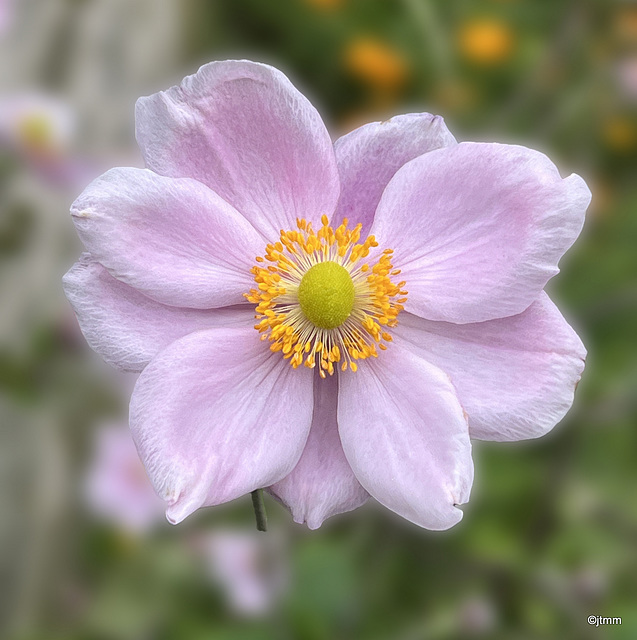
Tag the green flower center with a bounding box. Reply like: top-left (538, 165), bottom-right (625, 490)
top-left (298, 261), bottom-right (355, 329)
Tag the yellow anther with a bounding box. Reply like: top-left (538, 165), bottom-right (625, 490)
top-left (246, 216), bottom-right (406, 377)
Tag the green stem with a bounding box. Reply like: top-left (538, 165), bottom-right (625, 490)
top-left (250, 489), bottom-right (268, 532)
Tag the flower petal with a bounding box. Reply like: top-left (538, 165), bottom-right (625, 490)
top-left (71, 167), bottom-right (264, 309)
top-left (338, 344), bottom-right (473, 530)
top-left (136, 60), bottom-right (340, 238)
top-left (333, 113), bottom-right (456, 235)
top-left (269, 372), bottom-right (369, 529)
top-left (129, 327), bottom-right (314, 523)
top-left (393, 293), bottom-right (586, 442)
top-left (372, 142), bottom-right (591, 323)
top-left (63, 254), bottom-right (254, 372)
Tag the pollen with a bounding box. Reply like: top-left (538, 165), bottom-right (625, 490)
top-left (244, 215), bottom-right (408, 377)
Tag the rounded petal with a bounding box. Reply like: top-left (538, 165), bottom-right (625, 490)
top-left (269, 372), bottom-right (368, 529)
top-left (338, 345), bottom-right (473, 530)
top-left (372, 142), bottom-right (591, 323)
top-left (129, 327), bottom-right (314, 523)
top-left (393, 293), bottom-right (586, 442)
top-left (63, 254), bottom-right (254, 372)
top-left (71, 167), bottom-right (264, 309)
top-left (333, 113), bottom-right (456, 235)
top-left (136, 60), bottom-right (340, 238)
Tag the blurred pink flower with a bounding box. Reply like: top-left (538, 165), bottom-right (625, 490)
top-left (85, 423), bottom-right (164, 533)
top-left (0, 93), bottom-right (73, 159)
top-left (197, 528), bottom-right (288, 616)
top-left (0, 92), bottom-right (91, 186)
top-left (617, 56), bottom-right (637, 102)
top-left (458, 596), bottom-right (497, 635)
top-left (0, 0), bottom-right (14, 35)
top-left (64, 60), bottom-right (590, 531)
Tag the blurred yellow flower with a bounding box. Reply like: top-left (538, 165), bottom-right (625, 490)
top-left (458, 19), bottom-right (515, 65)
top-left (602, 117), bottom-right (637, 153)
top-left (613, 7), bottom-right (637, 43)
top-left (344, 37), bottom-right (408, 92)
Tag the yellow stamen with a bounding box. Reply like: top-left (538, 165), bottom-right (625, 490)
top-left (244, 217), bottom-right (407, 375)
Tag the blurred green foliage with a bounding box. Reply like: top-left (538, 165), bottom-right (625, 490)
top-left (2, 0), bottom-right (637, 639)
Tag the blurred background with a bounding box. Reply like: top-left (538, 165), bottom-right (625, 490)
top-left (1, 0), bottom-right (636, 638)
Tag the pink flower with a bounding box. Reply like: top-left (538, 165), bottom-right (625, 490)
top-left (617, 56), bottom-right (637, 102)
top-left (0, 0), bottom-right (14, 36)
top-left (0, 93), bottom-right (88, 186)
top-left (84, 423), bottom-right (165, 533)
top-left (197, 528), bottom-right (288, 616)
top-left (64, 61), bottom-right (590, 531)
top-left (0, 93), bottom-right (74, 159)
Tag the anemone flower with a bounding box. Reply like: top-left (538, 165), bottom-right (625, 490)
top-left (0, 94), bottom-right (72, 157)
top-left (64, 60), bottom-right (590, 531)
top-left (0, 93), bottom-right (83, 185)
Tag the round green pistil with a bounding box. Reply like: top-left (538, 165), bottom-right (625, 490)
top-left (298, 261), bottom-right (355, 329)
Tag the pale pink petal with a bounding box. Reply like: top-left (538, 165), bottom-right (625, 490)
top-left (136, 60), bottom-right (340, 238)
top-left (71, 167), bottom-right (263, 309)
top-left (372, 142), bottom-right (591, 323)
top-left (269, 372), bottom-right (368, 529)
top-left (129, 327), bottom-right (314, 524)
top-left (333, 113), bottom-right (456, 235)
top-left (338, 345), bottom-right (473, 530)
top-left (63, 255), bottom-right (254, 372)
top-left (393, 293), bottom-right (586, 442)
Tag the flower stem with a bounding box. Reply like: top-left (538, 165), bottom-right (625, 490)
top-left (251, 489), bottom-right (268, 532)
